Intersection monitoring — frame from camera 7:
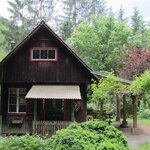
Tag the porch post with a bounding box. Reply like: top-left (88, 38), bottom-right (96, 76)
top-left (116, 94), bottom-right (120, 121)
top-left (33, 99), bottom-right (37, 133)
top-left (121, 94), bottom-right (128, 127)
top-left (64, 100), bottom-right (67, 121)
top-left (43, 99), bottom-right (46, 121)
top-left (132, 95), bottom-right (138, 128)
top-left (71, 100), bottom-right (75, 121)
top-left (0, 115), bottom-right (2, 135)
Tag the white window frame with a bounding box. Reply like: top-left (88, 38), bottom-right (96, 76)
top-left (8, 88), bottom-right (26, 113)
top-left (31, 47), bottom-right (57, 61)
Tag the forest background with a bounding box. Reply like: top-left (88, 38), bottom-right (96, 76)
top-left (0, 0), bottom-right (150, 80)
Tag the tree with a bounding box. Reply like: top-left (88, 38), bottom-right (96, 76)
top-left (117, 5), bottom-right (126, 22)
top-left (0, 17), bottom-right (9, 59)
top-left (131, 7), bottom-right (144, 35)
top-left (80, 0), bottom-right (107, 19)
top-left (129, 7), bottom-right (147, 47)
top-left (57, 0), bottom-right (107, 40)
top-left (68, 15), bottom-right (131, 72)
top-left (119, 46), bottom-right (150, 80)
top-left (6, 0), bottom-right (55, 44)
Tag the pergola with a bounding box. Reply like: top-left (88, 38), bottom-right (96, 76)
top-left (115, 91), bottom-right (138, 130)
top-left (91, 71), bottom-right (140, 134)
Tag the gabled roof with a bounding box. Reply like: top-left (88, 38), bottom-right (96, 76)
top-left (0, 21), bottom-right (96, 79)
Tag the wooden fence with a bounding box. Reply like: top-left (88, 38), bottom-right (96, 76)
top-left (33, 121), bottom-right (71, 136)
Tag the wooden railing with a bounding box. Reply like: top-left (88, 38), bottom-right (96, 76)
top-left (33, 121), bottom-right (71, 136)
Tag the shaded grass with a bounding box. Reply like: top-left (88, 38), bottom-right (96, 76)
top-left (130, 142), bottom-right (150, 150)
top-left (127, 118), bottom-right (150, 126)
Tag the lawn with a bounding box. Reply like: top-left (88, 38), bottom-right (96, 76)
top-left (127, 118), bottom-right (150, 126)
top-left (130, 142), bottom-right (150, 150)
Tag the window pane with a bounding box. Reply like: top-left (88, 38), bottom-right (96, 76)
top-left (9, 89), bottom-right (17, 112)
top-left (41, 50), bottom-right (47, 59)
top-left (9, 88), bottom-right (17, 95)
top-left (19, 105), bottom-right (26, 112)
top-left (19, 88), bottom-right (27, 96)
top-left (9, 96), bottom-right (17, 105)
top-left (9, 105), bottom-right (17, 112)
top-left (33, 50), bottom-right (40, 59)
top-left (19, 88), bottom-right (26, 112)
top-left (48, 50), bottom-right (55, 59)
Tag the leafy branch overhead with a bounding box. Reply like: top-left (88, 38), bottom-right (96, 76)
top-left (91, 70), bottom-right (150, 113)
top-left (91, 72), bottom-right (128, 102)
top-left (130, 70), bottom-right (150, 97)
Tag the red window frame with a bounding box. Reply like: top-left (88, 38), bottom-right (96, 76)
top-left (30, 47), bottom-right (58, 62)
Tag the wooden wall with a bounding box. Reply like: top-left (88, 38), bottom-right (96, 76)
top-left (2, 27), bottom-right (92, 84)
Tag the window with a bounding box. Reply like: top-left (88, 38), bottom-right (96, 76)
top-left (31, 47), bottom-right (57, 61)
top-left (8, 88), bottom-right (27, 113)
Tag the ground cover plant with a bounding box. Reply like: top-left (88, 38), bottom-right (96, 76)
top-left (0, 120), bottom-right (129, 150)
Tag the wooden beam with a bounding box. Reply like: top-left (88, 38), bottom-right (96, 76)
top-left (33, 99), bottom-right (37, 133)
top-left (0, 115), bottom-right (2, 135)
top-left (132, 95), bottom-right (138, 128)
top-left (64, 100), bottom-right (67, 121)
top-left (71, 100), bottom-right (75, 121)
top-left (43, 99), bottom-right (46, 121)
top-left (121, 95), bottom-right (128, 127)
top-left (34, 99), bottom-right (37, 121)
top-left (116, 94), bottom-right (120, 121)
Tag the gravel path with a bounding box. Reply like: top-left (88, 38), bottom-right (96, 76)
top-left (122, 122), bottom-right (150, 148)
top-left (125, 133), bottom-right (150, 148)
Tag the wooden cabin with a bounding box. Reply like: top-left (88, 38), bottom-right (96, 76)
top-left (0, 21), bottom-right (95, 135)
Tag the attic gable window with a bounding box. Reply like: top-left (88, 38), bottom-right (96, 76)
top-left (31, 47), bottom-right (57, 61)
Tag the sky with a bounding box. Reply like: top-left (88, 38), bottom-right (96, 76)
top-left (0, 0), bottom-right (150, 22)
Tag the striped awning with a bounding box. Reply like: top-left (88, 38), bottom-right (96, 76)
top-left (25, 85), bottom-right (81, 100)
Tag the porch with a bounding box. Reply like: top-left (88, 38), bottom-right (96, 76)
top-left (1, 85), bottom-right (82, 135)
top-left (2, 118), bottom-right (71, 136)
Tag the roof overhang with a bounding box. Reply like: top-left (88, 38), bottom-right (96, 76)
top-left (25, 85), bottom-right (82, 100)
top-left (91, 70), bottom-right (132, 84)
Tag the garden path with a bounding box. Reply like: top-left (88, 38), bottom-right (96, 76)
top-left (124, 122), bottom-right (150, 148)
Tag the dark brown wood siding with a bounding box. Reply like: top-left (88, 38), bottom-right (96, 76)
top-left (2, 27), bottom-right (91, 84)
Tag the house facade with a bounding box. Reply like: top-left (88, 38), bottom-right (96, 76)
top-left (0, 21), bottom-right (95, 135)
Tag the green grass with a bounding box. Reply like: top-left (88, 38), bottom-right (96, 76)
top-left (130, 142), bottom-right (150, 150)
top-left (127, 118), bottom-right (150, 126)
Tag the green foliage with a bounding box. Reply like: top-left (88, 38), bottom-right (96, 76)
top-left (0, 17), bottom-right (9, 59)
top-left (50, 120), bottom-right (129, 150)
top-left (139, 109), bottom-right (150, 119)
top-left (0, 135), bottom-right (51, 150)
top-left (50, 127), bottom-right (99, 150)
top-left (91, 72), bottom-right (126, 101)
top-left (0, 120), bottom-right (129, 150)
top-left (130, 70), bottom-right (150, 105)
top-left (134, 142), bottom-right (150, 150)
top-left (68, 15), bottom-right (131, 71)
top-left (91, 72), bottom-right (127, 115)
top-left (131, 7), bottom-right (145, 35)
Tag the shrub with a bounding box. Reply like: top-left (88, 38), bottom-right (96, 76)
top-left (0, 135), bottom-right (50, 150)
top-left (49, 128), bottom-right (100, 150)
top-left (139, 109), bottom-right (150, 119)
top-left (0, 120), bottom-right (129, 150)
top-left (50, 120), bottom-right (129, 150)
